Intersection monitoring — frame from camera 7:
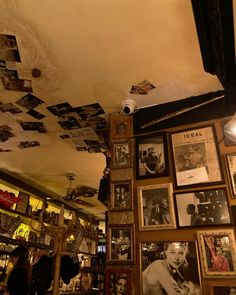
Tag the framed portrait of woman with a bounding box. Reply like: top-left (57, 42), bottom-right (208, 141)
top-left (110, 180), bottom-right (133, 211)
top-left (197, 229), bottom-right (236, 278)
top-left (140, 241), bottom-right (201, 295)
top-left (170, 124), bottom-right (224, 189)
top-left (105, 268), bottom-right (131, 295)
top-left (135, 132), bottom-right (169, 179)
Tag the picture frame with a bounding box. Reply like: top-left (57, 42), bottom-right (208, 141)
top-left (110, 180), bottom-right (133, 211)
top-left (226, 153), bottom-right (236, 197)
top-left (137, 183), bottom-right (176, 230)
top-left (222, 117), bottom-right (236, 146)
top-left (135, 132), bottom-right (169, 179)
top-left (111, 141), bottom-right (133, 169)
top-left (174, 188), bottom-right (232, 228)
top-left (107, 225), bottom-right (134, 264)
top-left (140, 241), bottom-right (201, 295)
top-left (15, 191), bottom-right (30, 215)
top-left (110, 113), bottom-right (132, 139)
top-left (105, 268), bottom-right (131, 295)
top-left (170, 124), bottom-right (224, 189)
top-left (209, 281), bottom-right (236, 295)
top-left (108, 211), bottom-right (134, 225)
top-left (197, 229), bottom-right (236, 278)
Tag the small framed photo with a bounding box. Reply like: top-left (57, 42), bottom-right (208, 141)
top-left (110, 113), bottom-right (132, 139)
top-left (137, 183), bottom-right (176, 230)
top-left (197, 229), bottom-right (236, 277)
top-left (108, 225), bottom-right (134, 264)
top-left (174, 188), bottom-right (232, 228)
top-left (135, 132), bottom-right (169, 179)
top-left (140, 241), bottom-right (201, 295)
top-left (108, 211), bottom-right (134, 225)
top-left (111, 141), bottom-right (133, 168)
top-left (15, 191), bottom-right (30, 214)
top-left (170, 124), bottom-right (224, 188)
top-left (226, 153), bottom-right (236, 197)
top-left (222, 117), bottom-right (236, 146)
top-left (110, 181), bottom-right (133, 211)
top-left (105, 268), bottom-right (131, 295)
top-left (209, 281), bottom-right (236, 295)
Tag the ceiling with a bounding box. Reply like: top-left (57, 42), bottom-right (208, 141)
top-left (0, 0), bottom-right (229, 221)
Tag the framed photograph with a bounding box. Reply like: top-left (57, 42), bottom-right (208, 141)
top-left (15, 191), bottom-right (30, 214)
top-left (110, 181), bottom-right (133, 211)
top-left (111, 141), bottom-right (133, 169)
top-left (108, 211), bottom-right (134, 225)
top-left (108, 225), bottom-right (134, 264)
top-left (140, 241), bottom-right (201, 295)
top-left (209, 281), bottom-right (236, 295)
top-left (137, 183), bottom-right (176, 230)
top-left (174, 188), bottom-right (232, 228)
top-left (222, 117), bottom-right (236, 146)
top-left (110, 113), bottom-right (132, 139)
top-left (170, 124), bottom-right (224, 188)
top-left (105, 268), bottom-right (131, 295)
top-left (197, 229), bottom-right (236, 277)
top-left (226, 153), bottom-right (236, 197)
top-left (135, 132), bottom-right (169, 179)
top-left (110, 168), bottom-right (133, 181)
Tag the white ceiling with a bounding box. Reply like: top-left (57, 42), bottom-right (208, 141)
top-left (0, 0), bottom-right (223, 220)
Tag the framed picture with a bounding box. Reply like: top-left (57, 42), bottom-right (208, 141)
top-left (222, 117), bottom-right (236, 146)
top-left (197, 229), bottom-right (236, 277)
top-left (110, 168), bottom-right (133, 181)
top-left (108, 225), bottom-right (134, 264)
top-left (135, 132), bottom-right (169, 179)
top-left (108, 211), bottom-right (134, 225)
top-left (111, 141), bottom-right (133, 168)
top-left (105, 268), bottom-right (131, 295)
top-left (110, 113), bottom-right (132, 139)
top-left (174, 188), bottom-right (232, 228)
top-left (209, 281), bottom-right (236, 295)
top-left (170, 124), bottom-right (224, 188)
top-left (140, 241), bottom-right (201, 295)
top-left (15, 191), bottom-right (30, 214)
top-left (137, 183), bottom-right (176, 230)
top-left (226, 153), bottom-right (236, 197)
top-left (110, 181), bottom-right (133, 211)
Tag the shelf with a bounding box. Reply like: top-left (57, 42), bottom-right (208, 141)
top-left (0, 235), bottom-right (52, 250)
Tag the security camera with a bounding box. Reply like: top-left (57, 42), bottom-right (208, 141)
top-left (121, 99), bottom-right (137, 115)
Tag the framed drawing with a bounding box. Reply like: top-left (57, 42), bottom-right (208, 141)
top-left (108, 225), bottom-right (134, 264)
top-left (135, 132), bottom-right (169, 179)
top-left (170, 124), bottom-right (224, 189)
top-left (226, 153), bottom-right (236, 197)
top-left (110, 180), bottom-right (133, 211)
top-left (110, 113), bottom-right (132, 139)
top-left (174, 188), bottom-right (232, 228)
top-left (209, 281), bottom-right (236, 295)
top-left (111, 141), bottom-right (133, 169)
top-left (222, 117), bottom-right (236, 146)
top-left (105, 268), bottom-right (131, 295)
top-left (140, 241), bottom-right (201, 295)
top-left (137, 183), bottom-right (176, 230)
top-left (197, 229), bottom-right (236, 277)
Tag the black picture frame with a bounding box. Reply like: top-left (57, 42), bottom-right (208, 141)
top-left (174, 188), bottom-right (232, 228)
top-left (135, 132), bottom-right (169, 179)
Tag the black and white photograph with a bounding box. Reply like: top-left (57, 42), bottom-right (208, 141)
top-left (0, 125), bottom-right (15, 142)
top-left (1, 76), bottom-right (32, 93)
top-left (18, 141), bottom-right (40, 149)
top-left (222, 118), bottom-right (236, 146)
top-left (141, 241), bottom-right (201, 295)
top-left (0, 34), bottom-right (21, 62)
top-left (136, 132), bottom-right (169, 179)
top-left (197, 229), bottom-right (236, 277)
top-left (19, 121), bottom-right (46, 133)
top-left (0, 103), bottom-right (22, 114)
top-left (174, 189), bottom-right (232, 228)
top-left (27, 109), bottom-right (45, 120)
top-left (74, 103), bottom-right (105, 120)
top-left (105, 269), bottom-right (131, 295)
top-left (137, 183), bottom-right (176, 230)
top-left (15, 94), bottom-right (44, 110)
top-left (47, 102), bottom-right (74, 117)
top-left (226, 153), bottom-right (236, 196)
top-left (170, 125), bottom-right (223, 188)
top-left (110, 181), bottom-right (132, 211)
top-left (58, 117), bottom-right (82, 130)
top-left (112, 142), bottom-right (132, 168)
top-left (108, 225), bottom-right (134, 263)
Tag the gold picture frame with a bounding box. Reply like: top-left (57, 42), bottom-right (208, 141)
top-left (110, 180), bottom-right (133, 211)
top-left (111, 141), bottom-right (133, 169)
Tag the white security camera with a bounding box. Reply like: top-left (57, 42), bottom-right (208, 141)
top-left (121, 99), bottom-right (137, 115)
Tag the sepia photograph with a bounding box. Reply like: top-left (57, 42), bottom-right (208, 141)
top-left (110, 113), bottom-right (132, 139)
top-left (136, 132), bottom-right (169, 179)
top-left (105, 269), bottom-right (131, 295)
top-left (110, 181), bottom-right (133, 211)
top-left (174, 188), bottom-right (232, 228)
top-left (140, 241), bottom-right (201, 295)
top-left (137, 183), bottom-right (176, 230)
top-left (112, 142), bottom-right (133, 168)
top-left (226, 153), bottom-right (236, 197)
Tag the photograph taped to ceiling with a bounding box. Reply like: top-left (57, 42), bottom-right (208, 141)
top-left (0, 103), bottom-right (22, 114)
top-left (19, 121), bottom-right (46, 133)
top-left (15, 93), bottom-right (44, 110)
top-left (47, 102), bottom-right (74, 117)
top-left (27, 109), bottom-right (45, 120)
top-left (0, 34), bottom-right (21, 62)
top-left (74, 102), bottom-right (105, 120)
top-left (1, 76), bottom-right (32, 92)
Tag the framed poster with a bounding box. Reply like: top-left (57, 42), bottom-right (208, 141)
top-left (170, 124), bottom-right (224, 188)
top-left (137, 183), bottom-right (176, 230)
top-left (174, 188), bottom-right (232, 228)
top-left (110, 180), bottom-right (133, 211)
top-left (105, 268), bottom-right (131, 295)
top-left (108, 225), bottom-right (134, 264)
top-left (140, 241), bottom-right (201, 295)
top-left (209, 281), bottom-right (236, 295)
top-left (197, 229), bottom-right (236, 278)
top-left (111, 141), bottom-right (133, 169)
top-left (226, 153), bottom-right (236, 197)
top-left (135, 132), bottom-right (169, 179)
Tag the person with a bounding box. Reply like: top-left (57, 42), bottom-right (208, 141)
top-left (6, 245), bottom-right (32, 295)
top-left (186, 204), bottom-right (203, 226)
top-left (141, 147), bottom-right (163, 176)
top-left (142, 242), bottom-right (200, 295)
top-left (116, 230), bottom-right (131, 260)
top-left (150, 201), bottom-right (163, 225)
top-left (110, 273), bottom-right (127, 295)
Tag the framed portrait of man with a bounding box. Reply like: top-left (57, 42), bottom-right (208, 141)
top-left (140, 241), bottom-right (201, 295)
top-left (135, 132), bottom-right (169, 179)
